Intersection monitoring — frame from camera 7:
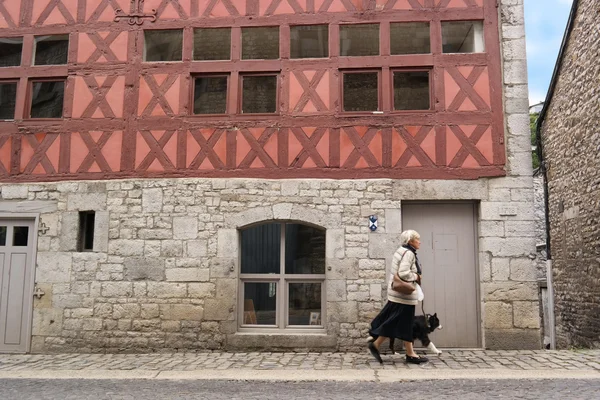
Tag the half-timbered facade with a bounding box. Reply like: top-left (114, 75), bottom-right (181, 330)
top-left (0, 0), bottom-right (540, 353)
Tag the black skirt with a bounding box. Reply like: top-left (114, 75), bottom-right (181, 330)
top-left (369, 301), bottom-right (415, 342)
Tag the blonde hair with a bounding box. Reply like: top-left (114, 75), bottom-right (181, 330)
top-left (400, 230), bottom-right (420, 245)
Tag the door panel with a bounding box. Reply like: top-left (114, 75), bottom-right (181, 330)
top-left (0, 219), bottom-right (35, 353)
top-left (402, 203), bottom-right (479, 348)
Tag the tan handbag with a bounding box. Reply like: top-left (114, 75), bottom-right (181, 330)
top-left (391, 273), bottom-right (416, 295)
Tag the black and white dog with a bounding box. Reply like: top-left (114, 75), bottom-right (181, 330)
top-left (370, 313), bottom-right (443, 355)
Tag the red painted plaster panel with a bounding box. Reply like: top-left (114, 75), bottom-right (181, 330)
top-left (390, 0), bottom-right (419, 10)
top-left (289, 74), bottom-right (303, 111)
top-left (0, 138), bottom-right (10, 172)
top-left (72, 78), bottom-right (95, 119)
top-left (135, 134), bottom-right (151, 169)
top-left (202, 0), bottom-right (238, 17)
top-left (32, 0), bottom-right (77, 26)
top-left (86, 0), bottom-right (130, 22)
top-left (475, 126), bottom-right (493, 164)
top-left (367, 130), bottom-right (382, 166)
top-left (138, 78), bottom-right (154, 116)
top-left (315, 0), bottom-right (348, 13)
top-left (392, 128), bottom-right (408, 166)
top-left (458, 97), bottom-right (477, 112)
top-left (461, 154), bottom-right (479, 168)
top-left (420, 127), bottom-right (436, 163)
top-left (446, 0), bottom-right (469, 8)
top-left (458, 66), bottom-right (474, 79)
top-left (315, 72), bottom-right (330, 110)
top-left (406, 155), bottom-right (421, 167)
top-left (146, 0), bottom-right (192, 20)
top-left (0, 0), bottom-right (21, 28)
top-left (444, 70), bottom-right (461, 111)
top-left (474, 68), bottom-right (491, 107)
top-left (446, 126), bottom-right (462, 165)
top-left (106, 76), bottom-right (126, 118)
top-left (260, 0), bottom-right (301, 15)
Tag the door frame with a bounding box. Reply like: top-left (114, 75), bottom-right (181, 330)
top-left (0, 212), bottom-right (40, 354)
top-left (400, 200), bottom-right (482, 348)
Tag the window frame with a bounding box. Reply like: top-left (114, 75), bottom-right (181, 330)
top-left (441, 20), bottom-right (486, 54)
top-left (238, 222), bottom-right (327, 333)
top-left (33, 34), bottom-right (70, 66)
top-left (193, 27), bottom-right (232, 61)
top-left (143, 29), bottom-right (184, 63)
top-left (339, 23), bottom-right (381, 57)
top-left (190, 73), bottom-right (230, 116)
top-left (339, 69), bottom-right (382, 114)
top-left (239, 72), bottom-right (280, 115)
top-left (241, 26), bottom-right (281, 60)
top-left (78, 211), bottom-right (95, 252)
top-left (26, 77), bottom-right (66, 120)
top-left (289, 24), bottom-right (330, 59)
top-left (0, 80), bottom-right (19, 121)
top-left (391, 68), bottom-right (433, 113)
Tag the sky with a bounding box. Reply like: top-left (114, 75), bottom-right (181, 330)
top-left (524, 0), bottom-right (574, 106)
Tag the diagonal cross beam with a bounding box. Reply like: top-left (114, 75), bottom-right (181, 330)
top-left (239, 128), bottom-right (277, 168)
top-left (264, 0), bottom-right (303, 15)
top-left (318, 0), bottom-right (356, 12)
top-left (394, 126), bottom-right (435, 167)
top-left (202, 0), bottom-right (240, 16)
top-left (23, 134), bottom-right (58, 174)
top-left (293, 71), bottom-right (328, 112)
top-left (137, 130), bottom-right (176, 170)
top-left (188, 129), bottom-right (226, 169)
top-left (87, 0), bottom-right (122, 22)
top-left (141, 74), bottom-right (179, 116)
top-left (35, 0), bottom-right (76, 25)
top-left (155, 0), bottom-right (188, 18)
top-left (0, 135), bottom-right (9, 175)
top-left (0, 0), bottom-right (17, 28)
top-left (448, 125), bottom-right (491, 167)
top-left (81, 76), bottom-right (118, 118)
top-left (447, 67), bottom-right (490, 111)
top-left (342, 127), bottom-right (380, 168)
top-left (290, 128), bottom-right (327, 168)
top-left (86, 32), bottom-right (121, 63)
top-left (77, 131), bottom-right (113, 172)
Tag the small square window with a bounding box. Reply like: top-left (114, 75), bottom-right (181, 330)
top-left (13, 226), bottom-right (29, 247)
top-left (290, 25), bottom-right (328, 59)
top-left (391, 23), bottom-right (430, 55)
top-left (78, 211), bottom-right (95, 252)
top-left (193, 75), bottom-right (228, 115)
top-left (0, 37), bottom-right (23, 67)
top-left (393, 71), bottom-right (430, 111)
top-left (442, 21), bottom-right (485, 53)
top-left (242, 27), bottom-right (279, 60)
top-left (34, 35), bottom-right (69, 65)
top-left (0, 82), bottom-right (18, 120)
top-left (194, 28), bottom-right (231, 61)
top-left (340, 24), bottom-right (379, 57)
top-left (342, 72), bottom-right (379, 112)
top-left (242, 75), bottom-right (278, 114)
top-left (30, 80), bottom-right (65, 119)
top-left (144, 30), bottom-right (183, 62)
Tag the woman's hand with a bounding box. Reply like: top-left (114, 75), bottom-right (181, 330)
top-left (416, 274), bottom-right (422, 285)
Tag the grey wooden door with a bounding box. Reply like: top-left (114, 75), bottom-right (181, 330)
top-left (0, 219), bottom-right (36, 353)
top-left (402, 203), bottom-right (479, 348)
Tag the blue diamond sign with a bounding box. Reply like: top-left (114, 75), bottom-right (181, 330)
top-left (369, 215), bottom-right (378, 231)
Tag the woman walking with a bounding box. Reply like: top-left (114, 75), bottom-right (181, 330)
top-left (367, 229), bottom-right (428, 364)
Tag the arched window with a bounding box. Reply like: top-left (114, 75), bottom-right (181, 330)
top-left (239, 222), bottom-right (325, 330)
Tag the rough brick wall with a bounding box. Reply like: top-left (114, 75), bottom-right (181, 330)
top-left (540, 0), bottom-right (600, 348)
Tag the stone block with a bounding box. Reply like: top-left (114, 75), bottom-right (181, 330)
top-left (93, 303), bottom-right (113, 318)
top-left (113, 304), bottom-right (141, 319)
top-left (210, 258), bottom-right (236, 278)
top-left (215, 279), bottom-right (237, 300)
top-left (0, 185), bottom-right (28, 199)
top-left (173, 216), bottom-right (198, 239)
top-left (513, 301), bottom-right (540, 329)
top-left (67, 193), bottom-right (107, 211)
top-left (326, 229), bottom-right (345, 259)
top-left (147, 282), bottom-right (187, 298)
top-left (280, 181), bottom-right (299, 196)
top-left (142, 188), bottom-right (163, 212)
top-left (505, 221), bottom-right (536, 237)
top-left (101, 282), bottom-right (133, 297)
top-left (166, 268), bottom-right (208, 282)
top-left (93, 211), bottom-right (109, 252)
top-left (480, 202), bottom-right (534, 221)
top-left (188, 283), bottom-right (215, 298)
top-left (108, 240), bottom-right (144, 256)
top-left (392, 180), bottom-right (488, 200)
top-left (480, 237), bottom-right (534, 257)
top-left (224, 206), bottom-right (272, 228)
top-left (204, 299), bottom-right (231, 320)
top-left (328, 301), bottom-right (358, 323)
top-left (141, 304), bottom-right (160, 319)
top-left (160, 304), bottom-right (204, 321)
top-left (483, 282), bottom-right (538, 301)
top-left (124, 257), bottom-right (165, 281)
top-left (485, 329), bottom-right (541, 350)
top-left (138, 229), bottom-right (172, 240)
top-left (36, 252), bottom-right (72, 283)
top-left (217, 229), bottom-right (238, 257)
top-left (186, 240), bottom-right (207, 258)
top-left (59, 212), bottom-right (79, 252)
top-left (82, 318), bottom-right (103, 331)
top-left (32, 283), bottom-right (53, 309)
top-left (503, 60), bottom-right (528, 85)
top-left (291, 204), bottom-right (341, 228)
top-left (369, 233), bottom-right (401, 258)
top-left (491, 257), bottom-right (510, 281)
top-left (32, 308), bottom-right (63, 336)
top-left (479, 221), bottom-right (504, 237)
top-left (479, 251), bottom-right (492, 282)
top-left (273, 203), bottom-right (293, 219)
top-left (226, 333), bottom-right (337, 351)
top-left (161, 240), bottom-right (183, 257)
top-left (326, 258), bottom-right (359, 280)
top-left (370, 283), bottom-right (382, 301)
top-left (327, 279), bottom-right (347, 302)
top-left (510, 258), bottom-right (537, 281)
top-left (485, 302), bottom-right (513, 329)
top-left (385, 208), bottom-right (402, 233)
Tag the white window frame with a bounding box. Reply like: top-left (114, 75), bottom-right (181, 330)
top-left (238, 222), bottom-right (326, 333)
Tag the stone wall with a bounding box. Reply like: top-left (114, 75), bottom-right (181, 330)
top-left (540, 0), bottom-right (600, 348)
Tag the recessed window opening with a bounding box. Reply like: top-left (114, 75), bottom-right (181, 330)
top-left (34, 35), bottom-right (69, 65)
top-left (393, 71), bottom-right (431, 111)
top-left (442, 21), bottom-right (485, 53)
top-left (0, 81), bottom-right (18, 120)
top-left (193, 75), bottom-right (228, 114)
top-left (29, 79), bottom-right (65, 118)
top-left (290, 25), bottom-right (329, 59)
top-left (193, 28), bottom-right (231, 61)
top-left (0, 37), bottom-right (23, 67)
top-left (78, 211), bottom-right (95, 252)
top-left (340, 24), bottom-right (379, 57)
top-left (391, 22), bottom-right (430, 55)
top-left (242, 27), bottom-right (280, 60)
top-left (144, 30), bottom-right (183, 62)
top-left (241, 74), bottom-right (278, 114)
top-left (240, 222), bottom-right (326, 329)
top-left (342, 71), bottom-right (379, 112)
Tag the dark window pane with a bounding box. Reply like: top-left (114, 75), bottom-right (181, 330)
top-left (289, 283), bottom-right (321, 326)
top-left (13, 226), bottom-right (29, 246)
top-left (242, 27), bottom-right (279, 60)
top-left (285, 224), bottom-right (325, 274)
top-left (242, 75), bottom-right (277, 114)
top-left (442, 21), bottom-right (485, 53)
top-left (194, 76), bottom-right (227, 114)
top-left (144, 30), bottom-right (183, 62)
top-left (194, 28), bottom-right (231, 60)
top-left (79, 211), bottom-right (95, 251)
top-left (34, 35), bottom-right (69, 65)
top-left (241, 223), bottom-right (281, 274)
top-left (0, 37), bottom-right (23, 67)
top-left (340, 24), bottom-right (379, 57)
top-left (391, 22), bottom-right (430, 55)
top-left (0, 82), bottom-right (17, 120)
top-left (31, 81), bottom-right (64, 118)
top-left (343, 72), bottom-right (378, 112)
top-left (290, 25), bottom-right (328, 59)
top-left (394, 71), bottom-right (430, 110)
top-left (0, 226), bottom-right (6, 246)
top-left (244, 282), bottom-right (277, 325)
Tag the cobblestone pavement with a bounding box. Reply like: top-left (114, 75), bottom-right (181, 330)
top-left (0, 350), bottom-right (599, 372)
top-left (1, 379), bottom-right (600, 400)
